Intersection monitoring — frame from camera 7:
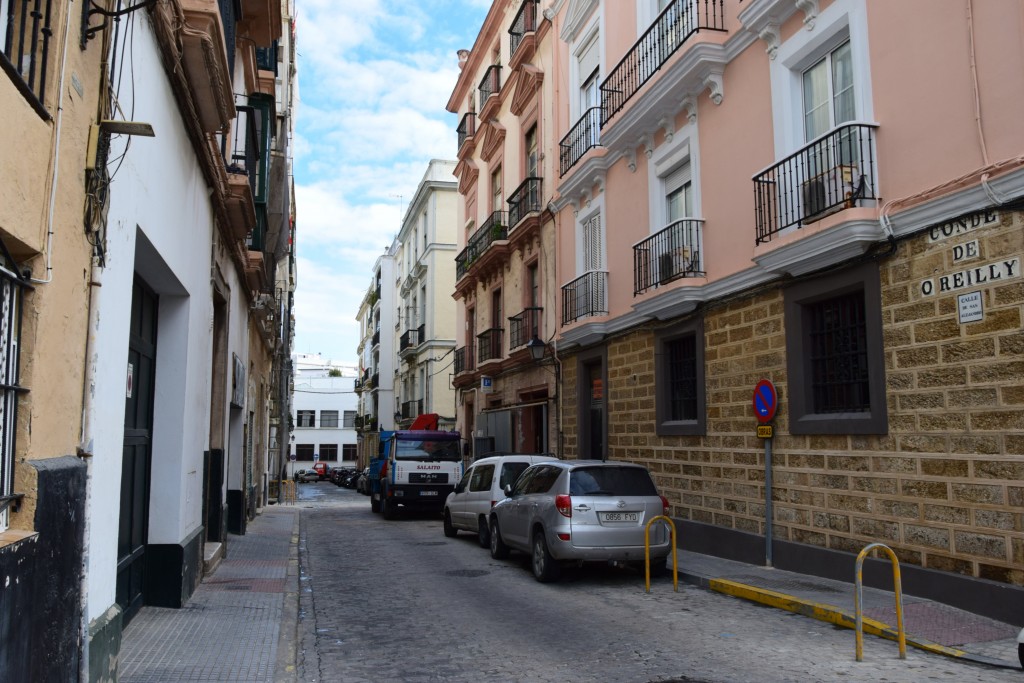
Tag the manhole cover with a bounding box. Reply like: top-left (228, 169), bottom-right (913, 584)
top-left (446, 569), bottom-right (489, 578)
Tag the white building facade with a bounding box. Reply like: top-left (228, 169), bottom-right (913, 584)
top-left (291, 355), bottom-right (359, 473)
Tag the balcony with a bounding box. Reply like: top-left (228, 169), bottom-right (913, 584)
top-left (371, 372), bottom-right (380, 388)
top-left (255, 42), bottom-right (278, 75)
top-left (454, 345), bottom-right (476, 375)
top-left (372, 328), bottom-right (380, 347)
top-left (478, 64), bottom-right (502, 120)
top-left (399, 328), bottom-right (420, 353)
top-left (476, 328), bottom-right (504, 364)
top-left (600, 0), bottom-right (725, 126)
top-left (508, 307), bottom-right (542, 350)
top-left (401, 399), bottom-right (424, 420)
top-left (509, 0), bottom-right (539, 66)
top-left (2, 0), bottom-right (55, 116)
top-left (457, 112), bottom-right (477, 155)
top-left (225, 172), bottom-right (257, 242)
top-left (455, 210), bottom-right (509, 280)
top-left (559, 107), bottom-right (601, 177)
top-left (180, 0), bottom-right (236, 132)
top-left (562, 271), bottom-right (608, 325)
top-left (753, 123), bottom-right (879, 244)
top-left (507, 177), bottom-right (543, 230)
top-left (633, 219), bottom-right (705, 295)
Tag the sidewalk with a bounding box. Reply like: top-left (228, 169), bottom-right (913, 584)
top-left (675, 550), bottom-right (1022, 670)
top-left (119, 507), bottom-right (300, 683)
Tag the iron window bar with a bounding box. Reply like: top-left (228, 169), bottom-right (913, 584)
top-left (508, 307), bottom-right (542, 350)
top-left (476, 328), bottom-right (504, 364)
top-left (0, 493), bottom-right (24, 515)
top-left (0, 236), bottom-right (30, 530)
top-left (753, 122), bottom-right (878, 244)
top-left (600, 0), bottom-right (725, 126)
top-left (478, 64), bottom-right (502, 110)
top-left (561, 271), bottom-right (608, 325)
top-left (507, 177), bottom-right (543, 230)
top-left (457, 111), bottom-right (476, 152)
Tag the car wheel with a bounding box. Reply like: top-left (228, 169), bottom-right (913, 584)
top-left (489, 518), bottom-right (509, 559)
top-left (531, 530), bottom-right (560, 583)
top-left (382, 497), bottom-right (396, 520)
top-left (476, 516), bottom-right (490, 549)
top-left (443, 510), bottom-right (458, 538)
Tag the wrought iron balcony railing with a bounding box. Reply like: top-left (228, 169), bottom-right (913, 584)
top-left (601, 0), bottom-right (725, 126)
top-left (559, 107), bottom-right (601, 177)
top-left (455, 211), bottom-right (508, 279)
top-left (371, 372), bottom-right (380, 388)
top-left (508, 307), bottom-right (542, 350)
top-left (509, 0), bottom-right (539, 58)
top-left (562, 271), bottom-right (608, 325)
top-left (401, 400), bottom-right (424, 420)
top-left (228, 106), bottom-right (260, 198)
top-left (454, 345), bottom-right (476, 374)
top-left (372, 328), bottom-right (380, 347)
top-left (255, 41), bottom-right (278, 74)
top-left (400, 328), bottom-right (419, 351)
top-left (633, 219), bottom-right (705, 295)
top-left (417, 323), bottom-right (426, 345)
top-left (476, 328), bottom-right (504, 364)
top-left (507, 177), bottom-right (542, 229)
top-left (753, 123), bottom-right (878, 244)
top-left (457, 111), bottom-right (477, 151)
top-left (3, 0), bottom-right (55, 116)
top-left (478, 64), bottom-right (502, 109)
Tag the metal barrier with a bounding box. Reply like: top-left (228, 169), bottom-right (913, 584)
top-left (277, 479), bottom-right (296, 505)
top-left (854, 542), bottom-right (906, 661)
top-left (644, 515), bottom-right (678, 593)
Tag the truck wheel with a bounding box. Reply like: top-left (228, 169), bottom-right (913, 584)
top-left (531, 530), bottom-right (560, 583)
top-left (489, 518), bottom-right (509, 560)
top-left (443, 510), bottom-right (458, 538)
top-left (370, 495), bottom-right (380, 513)
top-left (382, 497), bottom-right (396, 520)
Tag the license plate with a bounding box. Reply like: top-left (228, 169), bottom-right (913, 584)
top-left (420, 490), bottom-right (438, 496)
top-left (599, 512), bottom-right (639, 523)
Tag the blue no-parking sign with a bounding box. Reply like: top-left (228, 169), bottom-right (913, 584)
top-left (752, 379), bottom-right (777, 424)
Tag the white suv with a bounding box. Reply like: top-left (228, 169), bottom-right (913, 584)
top-left (444, 454), bottom-right (558, 547)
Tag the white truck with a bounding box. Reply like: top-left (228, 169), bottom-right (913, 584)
top-left (374, 428), bottom-right (463, 520)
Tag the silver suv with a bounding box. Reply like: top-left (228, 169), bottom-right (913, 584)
top-left (488, 460), bottom-right (671, 582)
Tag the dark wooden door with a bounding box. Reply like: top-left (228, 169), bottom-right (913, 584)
top-left (117, 279), bottom-right (157, 625)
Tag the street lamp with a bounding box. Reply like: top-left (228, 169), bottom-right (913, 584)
top-left (527, 335), bottom-right (546, 362)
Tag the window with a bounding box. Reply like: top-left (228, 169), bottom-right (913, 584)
top-left (582, 213), bottom-right (603, 272)
top-left (491, 167), bottom-right (502, 212)
top-left (0, 253), bottom-right (26, 531)
top-left (665, 164), bottom-right (692, 224)
top-left (469, 464), bottom-right (494, 492)
top-left (525, 125), bottom-right (538, 178)
top-left (343, 444), bottom-right (357, 461)
top-left (343, 410), bottom-right (356, 428)
top-left (655, 318), bottom-right (705, 436)
top-left (320, 444), bottom-right (338, 461)
top-left (297, 410), bottom-right (315, 428)
top-left (295, 444), bottom-right (315, 461)
top-left (784, 262), bottom-right (887, 435)
top-left (320, 410), bottom-right (339, 428)
top-left (520, 465), bottom-right (560, 494)
top-left (803, 41), bottom-right (854, 142)
top-left (499, 462), bottom-right (531, 490)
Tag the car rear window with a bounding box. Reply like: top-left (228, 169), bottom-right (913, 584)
top-left (499, 462), bottom-right (530, 489)
top-left (569, 466), bottom-right (658, 496)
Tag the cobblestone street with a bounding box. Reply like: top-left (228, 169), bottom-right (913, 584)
top-left (294, 483), bottom-right (1021, 683)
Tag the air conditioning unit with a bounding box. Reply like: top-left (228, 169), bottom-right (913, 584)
top-left (802, 165), bottom-right (856, 223)
top-left (658, 247), bottom-right (691, 285)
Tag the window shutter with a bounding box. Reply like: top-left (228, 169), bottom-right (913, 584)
top-left (578, 35), bottom-right (599, 85)
top-left (664, 163), bottom-right (691, 194)
top-left (583, 214), bottom-right (603, 271)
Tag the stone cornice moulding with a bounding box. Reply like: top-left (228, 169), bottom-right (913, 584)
top-left (753, 219), bottom-right (885, 277)
top-left (479, 121), bottom-right (507, 162)
top-left (738, 0), bottom-right (818, 57)
top-left (510, 63), bottom-right (544, 117)
top-left (559, 0), bottom-right (598, 42)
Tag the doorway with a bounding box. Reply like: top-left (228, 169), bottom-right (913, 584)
top-left (117, 278), bottom-right (158, 625)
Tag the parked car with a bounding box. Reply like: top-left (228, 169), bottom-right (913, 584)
top-left (294, 468), bottom-right (319, 483)
top-left (356, 468), bottom-right (370, 494)
top-left (488, 460), bottom-right (671, 582)
top-left (328, 467), bottom-right (347, 485)
top-left (443, 454), bottom-right (558, 547)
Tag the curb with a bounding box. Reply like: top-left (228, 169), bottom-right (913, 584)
top-left (274, 509), bottom-right (301, 683)
top-left (701, 576), bottom-right (1019, 670)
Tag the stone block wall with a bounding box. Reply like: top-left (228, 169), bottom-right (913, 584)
top-left (560, 208), bottom-right (1024, 586)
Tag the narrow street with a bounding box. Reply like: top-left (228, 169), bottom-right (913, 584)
top-left (293, 482), bottom-right (1016, 683)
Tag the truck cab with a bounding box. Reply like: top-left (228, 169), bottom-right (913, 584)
top-left (373, 429), bottom-right (462, 519)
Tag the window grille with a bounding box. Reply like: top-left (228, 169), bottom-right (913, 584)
top-left (807, 292), bottom-right (870, 413)
top-left (667, 335), bottom-right (697, 421)
top-left (0, 240), bottom-right (26, 531)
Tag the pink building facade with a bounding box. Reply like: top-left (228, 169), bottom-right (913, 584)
top-left (452, 0), bottom-right (1024, 615)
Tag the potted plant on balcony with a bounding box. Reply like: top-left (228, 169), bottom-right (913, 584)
top-left (489, 221), bottom-right (505, 241)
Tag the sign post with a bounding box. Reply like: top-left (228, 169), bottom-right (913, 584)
top-left (752, 379), bottom-right (777, 568)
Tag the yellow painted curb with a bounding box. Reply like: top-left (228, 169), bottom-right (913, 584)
top-left (708, 578), bottom-right (969, 659)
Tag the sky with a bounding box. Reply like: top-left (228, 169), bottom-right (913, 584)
top-left (291, 0), bottom-right (491, 364)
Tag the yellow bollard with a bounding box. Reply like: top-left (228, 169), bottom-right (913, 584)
top-left (644, 515), bottom-right (678, 593)
top-left (854, 542), bottom-right (906, 662)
